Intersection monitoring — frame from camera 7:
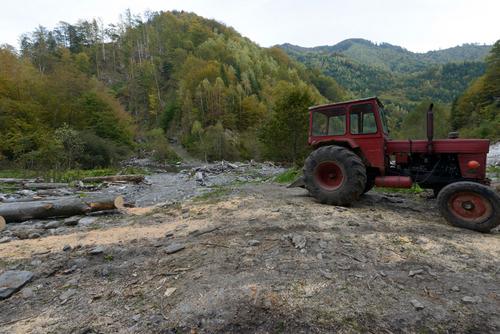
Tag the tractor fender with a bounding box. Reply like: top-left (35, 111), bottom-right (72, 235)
top-left (310, 138), bottom-right (359, 149)
top-left (312, 140), bottom-right (371, 167)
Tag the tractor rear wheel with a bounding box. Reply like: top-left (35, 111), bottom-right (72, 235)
top-left (304, 146), bottom-right (366, 205)
top-left (437, 181), bottom-right (500, 233)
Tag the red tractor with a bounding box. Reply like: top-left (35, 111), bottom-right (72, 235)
top-left (290, 97), bottom-right (500, 232)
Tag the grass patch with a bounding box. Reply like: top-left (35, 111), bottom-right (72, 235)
top-left (374, 183), bottom-right (423, 194)
top-left (193, 186), bottom-right (231, 202)
top-left (487, 165), bottom-right (500, 180)
top-left (274, 167), bottom-right (301, 184)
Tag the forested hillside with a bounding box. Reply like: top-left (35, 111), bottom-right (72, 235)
top-left (0, 47), bottom-right (134, 169)
top-left (1, 11), bottom-right (345, 168)
top-left (451, 41), bottom-right (500, 140)
top-left (280, 39), bottom-right (492, 137)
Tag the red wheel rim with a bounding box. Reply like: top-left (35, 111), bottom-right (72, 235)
top-left (314, 161), bottom-right (344, 190)
top-left (448, 191), bottom-right (493, 223)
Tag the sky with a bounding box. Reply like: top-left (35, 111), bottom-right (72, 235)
top-left (0, 0), bottom-right (499, 53)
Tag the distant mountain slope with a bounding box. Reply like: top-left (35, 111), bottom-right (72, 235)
top-left (280, 39), bottom-right (491, 73)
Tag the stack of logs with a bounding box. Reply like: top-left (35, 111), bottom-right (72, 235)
top-left (0, 175), bottom-right (144, 226)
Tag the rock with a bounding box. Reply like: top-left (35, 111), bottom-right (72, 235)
top-left (78, 217), bottom-right (97, 226)
top-left (132, 314), bottom-right (141, 322)
top-left (165, 243), bottom-right (185, 254)
top-left (451, 286), bottom-right (460, 292)
top-left (64, 216), bottom-right (82, 226)
top-left (21, 287), bottom-right (34, 298)
top-left (63, 244), bottom-right (72, 252)
top-left (248, 240), bottom-right (261, 246)
top-left (462, 296), bottom-right (481, 304)
top-left (30, 259), bottom-right (42, 266)
top-left (195, 171), bottom-right (205, 184)
top-left (408, 269), bottom-right (424, 277)
top-left (101, 266), bottom-right (111, 277)
top-left (0, 270), bottom-right (34, 300)
top-left (59, 288), bottom-right (77, 301)
top-left (164, 287), bottom-right (176, 297)
top-left (44, 220), bottom-right (61, 229)
top-left (316, 253), bottom-right (323, 260)
top-left (284, 234), bottom-right (306, 249)
top-left (410, 299), bottom-right (425, 310)
top-left (63, 265), bottom-right (78, 275)
top-left (347, 220), bottom-right (360, 227)
top-left (0, 236), bottom-right (12, 244)
top-left (28, 232), bottom-right (41, 239)
top-left (89, 246), bottom-right (104, 255)
top-left (320, 269), bottom-right (333, 280)
top-left (319, 241), bottom-right (328, 249)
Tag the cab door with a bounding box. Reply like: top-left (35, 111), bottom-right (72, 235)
top-left (347, 101), bottom-right (385, 172)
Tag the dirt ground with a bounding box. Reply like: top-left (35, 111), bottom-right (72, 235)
top-left (0, 182), bottom-right (499, 333)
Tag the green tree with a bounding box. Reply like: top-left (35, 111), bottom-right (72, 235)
top-left (260, 82), bottom-right (318, 163)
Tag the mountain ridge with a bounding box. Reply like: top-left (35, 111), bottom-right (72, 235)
top-left (279, 38), bottom-right (491, 59)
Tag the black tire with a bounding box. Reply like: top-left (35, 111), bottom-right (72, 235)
top-left (303, 145), bottom-right (366, 206)
top-left (437, 181), bottom-right (500, 233)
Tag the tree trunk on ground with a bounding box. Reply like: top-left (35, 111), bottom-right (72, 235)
top-left (22, 183), bottom-right (69, 190)
top-left (0, 178), bottom-right (36, 184)
top-left (0, 196), bottom-right (124, 223)
top-left (0, 216), bottom-right (5, 231)
top-left (81, 175), bottom-right (144, 183)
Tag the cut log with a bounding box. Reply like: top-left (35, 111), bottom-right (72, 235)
top-left (0, 216), bottom-right (5, 231)
top-left (0, 178), bottom-right (36, 184)
top-left (81, 175), bottom-right (145, 183)
top-left (0, 195), bottom-right (124, 223)
top-left (23, 182), bottom-right (69, 190)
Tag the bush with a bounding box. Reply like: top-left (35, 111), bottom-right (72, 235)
top-left (140, 128), bottom-right (180, 163)
top-left (78, 131), bottom-right (130, 169)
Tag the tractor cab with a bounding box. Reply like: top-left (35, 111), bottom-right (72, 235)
top-left (308, 97), bottom-right (389, 172)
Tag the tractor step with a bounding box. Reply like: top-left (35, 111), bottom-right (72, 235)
top-left (288, 176), bottom-right (305, 188)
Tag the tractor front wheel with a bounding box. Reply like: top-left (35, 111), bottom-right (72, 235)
top-left (437, 181), bottom-right (500, 232)
top-left (304, 146), bottom-right (366, 206)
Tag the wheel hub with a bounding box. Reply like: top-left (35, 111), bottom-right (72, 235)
top-left (461, 201), bottom-right (474, 211)
top-left (314, 161), bottom-right (345, 190)
top-left (448, 191), bottom-right (492, 223)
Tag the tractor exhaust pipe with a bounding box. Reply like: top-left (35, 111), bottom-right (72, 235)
top-left (427, 103), bottom-right (434, 154)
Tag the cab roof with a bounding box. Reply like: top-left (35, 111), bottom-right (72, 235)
top-left (309, 97), bottom-right (383, 112)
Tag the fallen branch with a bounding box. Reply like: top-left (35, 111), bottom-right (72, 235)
top-left (22, 182), bottom-right (69, 190)
top-left (0, 195), bottom-right (124, 223)
top-left (81, 175), bottom-right (145, 184)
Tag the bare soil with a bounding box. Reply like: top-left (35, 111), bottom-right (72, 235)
top-left (0, 182), bottom-right (499, 333)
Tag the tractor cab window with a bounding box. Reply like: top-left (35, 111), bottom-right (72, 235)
top-left (350, 103), bottom-right (377, 134)
top-left (312, 107), bottom-right (346, 136)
